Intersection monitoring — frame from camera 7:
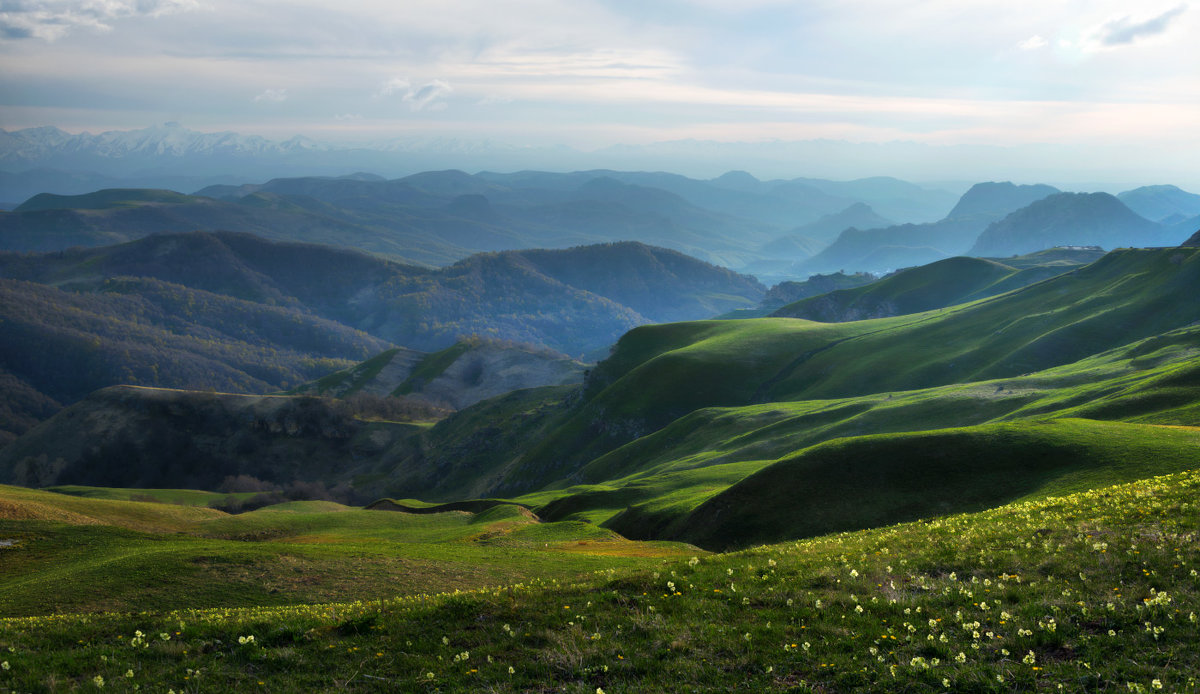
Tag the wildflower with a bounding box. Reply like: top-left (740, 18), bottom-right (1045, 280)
top-left (508, 666), bottom-right (515, 674)
top-left (597, 689), bottom-right (606, 694)
top-left (0, 661), bottom-right (7, 671)
top-left (94, 675), bottom-right (105, 688)
top-left (238, 635), bottom-right (255, 645)
top-left (943, 678), bottom-right (951, 688)
top-left (1152, 680), bottom-right (1163, 690)
top-left (688, 556), bottom-right (699, 567)
top-left (1023, 651), bottom-right (1036, 665)
top-left (955, 652), bottom-right (967, 664)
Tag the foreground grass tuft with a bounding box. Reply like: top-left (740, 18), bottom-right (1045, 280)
top-left (2, 469), bottom-right (1197, 692)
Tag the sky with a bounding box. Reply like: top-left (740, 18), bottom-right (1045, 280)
top-left (1, 0), bottom-right (1197, 185)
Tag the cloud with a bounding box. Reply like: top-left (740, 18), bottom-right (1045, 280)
top-left (1088, 4), bottom-right (1187, 48)
top-left (0, 0), bottom-right (197, 41)
top-left (253, 88), bottom-right (288, 103)
top-left (376, 77), bottom-right (453, 111)
top-left (1017, 34), bottom-right (1048, 50)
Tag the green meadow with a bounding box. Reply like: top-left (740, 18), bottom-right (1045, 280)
top-left (2, 247), bottom-right (1200, 691)
top-left (0, 487), bottom-right (693, 618)
top-left (1, 469), bottom-right (1196, 691)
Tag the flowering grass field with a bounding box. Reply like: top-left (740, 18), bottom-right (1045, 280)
top-left (2, 468), bottom-right (1196, 692)
top-left (0, 488), bottom-right (693, 617)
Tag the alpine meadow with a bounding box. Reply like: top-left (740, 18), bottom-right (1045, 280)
top-left (2, 1), bottom-right (1200, 692)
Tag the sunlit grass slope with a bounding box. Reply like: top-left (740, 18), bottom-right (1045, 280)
top-left (519, 325), bottom-right (1200, 540)
top-left (501, 248), bottom-right (1200, 490)
top-left (771, 256), bottom-right (1039, 321)
top-left (671, 418), bottom-right (1200, 550)
top-left (2, 469), bottom-right (1196, 692)
top-left (0, 487), bottom-right (693, 617)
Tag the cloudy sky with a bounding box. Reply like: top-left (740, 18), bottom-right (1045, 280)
top-left (1, 0), bottom-right (1196, 183)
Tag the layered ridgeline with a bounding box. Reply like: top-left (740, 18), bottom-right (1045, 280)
top-left (7, 246), bottom-right (1200, 546)
top-left (0, 231), bottom-right (763, 354)
top-left (1117, 184), bottom-right (1200, 222)
top-left (792, 183), bottom-right (1197, 276)
top-left (0, 232), bottom-right (761, 441)
top-left (791, 182), bottom-right (1061, 275)
top-left (0, 168), bottom-right (957, 272)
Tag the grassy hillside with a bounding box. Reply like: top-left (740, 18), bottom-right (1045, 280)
top-left (521, 325), bottom-right (1200, 541)
top-left (672, 418), bottom-right (1200, 549)
top-left (0, 485), bottom-right (694, 617)
top-left (772, 253), bottom-right (1098, 322)
top-left (772, 256), bottom-right (1012, 321)
top-left (1, 469), bottom-right (1196, 691)
top-left (764, 248), bottom-right (1200, 401)
top-left (487, 248), bottom-right (1199, 492)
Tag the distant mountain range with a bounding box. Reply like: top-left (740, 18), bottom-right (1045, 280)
top-left (0, 232), bottom-right (763, 442)
top-left (0, 167), bottom-right (963, 272)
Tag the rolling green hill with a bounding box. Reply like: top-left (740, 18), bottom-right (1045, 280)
top-left (670, 418), bottom-right (1200, 549)
top-left (434, 247), bottom-right (1200, 504)
top-left (9, 247), bottom-right (1200, 521)
top-left (2, 469), bottom-right (1196, 691)
top-left (770, 254), bottom-right (1089, 322)
top-left (0, 484), bottom-right (693, 617)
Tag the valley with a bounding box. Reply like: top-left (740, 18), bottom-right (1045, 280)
top-left (1, 166), bottom-right (1199, 692)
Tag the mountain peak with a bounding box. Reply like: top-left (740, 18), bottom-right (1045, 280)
top-left (947, 181), bottom-right (1059, 221)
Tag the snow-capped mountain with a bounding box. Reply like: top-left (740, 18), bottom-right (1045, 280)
top-left (0, 123), bottom-right (328, 164)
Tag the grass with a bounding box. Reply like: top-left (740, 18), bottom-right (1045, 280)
top-left (1, 468), bottom-right (1196, 692)
top-left (510, 325), bottom-right (1200, 545)
top-left (0, 486), bottom-right (696, 618)
top-left (392, 342), bottom-right (473, 396)
top-left (291, 348), bottom-right (405, 397)
top-left (41, 486), bottom-right (256, 507)
top-left (488, 248), bottom-right (1200, 498)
